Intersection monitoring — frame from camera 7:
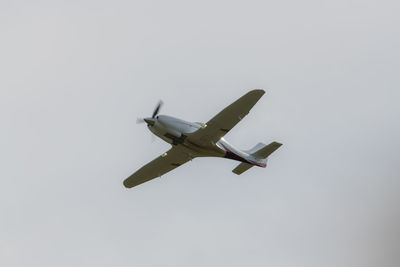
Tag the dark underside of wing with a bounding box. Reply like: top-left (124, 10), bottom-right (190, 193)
top-left (123, 147), bottom-right (192, 188)
top-left (187, 89), bottom-right (265, 146)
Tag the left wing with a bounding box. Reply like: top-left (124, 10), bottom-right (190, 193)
top-left (123, 147), bottom-right (192, 188)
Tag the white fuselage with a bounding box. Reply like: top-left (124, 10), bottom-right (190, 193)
top-left (149, 115), bottom-right (201, 144)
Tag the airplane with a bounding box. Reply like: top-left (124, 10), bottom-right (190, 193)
top-left (123, 89), bottom-right (282, 188)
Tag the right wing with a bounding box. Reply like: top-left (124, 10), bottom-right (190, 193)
top-left (188, 89), bottom-right (265, 146)
top-left (123, 146), bottom-right (192, 188)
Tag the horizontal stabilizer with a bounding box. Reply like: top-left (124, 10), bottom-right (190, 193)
top-left (245, 142), bottom-right (266, 155)
top-left (232, 162), bottom-right (253, 175)
top-left (252, 142), bottom-right (282, 159)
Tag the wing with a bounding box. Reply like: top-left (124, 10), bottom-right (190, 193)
top-left (188, 89), bottom-right (265, 146)
top-left (123, 146), bottom-right (192, 188)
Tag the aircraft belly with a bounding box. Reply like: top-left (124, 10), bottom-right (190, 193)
top-left (180, 141), bottom-right (226, 158)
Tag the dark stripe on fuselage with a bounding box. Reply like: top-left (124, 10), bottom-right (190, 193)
top-left (219, 142), bottom-right (254, 165)
top-left (224, 151), bottom-right (253, 164)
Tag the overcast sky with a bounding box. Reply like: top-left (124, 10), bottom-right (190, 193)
top-left (1, 1), bottom-right (399, 266)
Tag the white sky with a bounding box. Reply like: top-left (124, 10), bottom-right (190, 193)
top-left (1, 1), bottom-right (399, 266)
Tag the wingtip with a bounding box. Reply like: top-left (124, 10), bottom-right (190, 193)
top-left (272, 141), bottom-right (283, 147)
top-left (251, 89), bottom-right (265, 94)
top-left (246, 89), bottom-right (265, 99)
top-left (123, 179), bottom-right (132, 189)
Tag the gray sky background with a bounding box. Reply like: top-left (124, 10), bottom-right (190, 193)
top-left (1, 0), bottom-right (399, 266)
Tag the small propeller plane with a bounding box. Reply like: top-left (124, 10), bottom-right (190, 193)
top-left (124, 89), bottom-right (282, 188)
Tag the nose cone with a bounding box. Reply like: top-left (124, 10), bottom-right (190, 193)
top-left (144, 117), bottom-right (155, 126)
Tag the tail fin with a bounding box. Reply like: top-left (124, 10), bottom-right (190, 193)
top-left (232, 142), bottom-right (282, 175)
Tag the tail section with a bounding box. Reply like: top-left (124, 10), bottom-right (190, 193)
top-left (232, 142), bottom-right (282, 175)
top-left (252, 142), bottom-right (282, 158)
top-left (244, 142), bottom-right (266, 154)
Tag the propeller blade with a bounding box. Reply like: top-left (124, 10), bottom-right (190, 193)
top-left (152, 100), bottom-right (163, 118)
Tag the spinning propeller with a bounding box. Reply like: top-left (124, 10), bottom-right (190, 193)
top-left (137, 100), bottom-right (163, 126)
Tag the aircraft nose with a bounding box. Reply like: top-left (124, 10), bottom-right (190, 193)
top-left (144, 117), bottom-right (155, 126)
